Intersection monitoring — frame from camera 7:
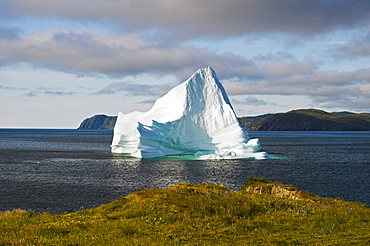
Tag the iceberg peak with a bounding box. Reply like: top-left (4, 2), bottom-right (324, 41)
top-left (111, 67), bottom-right (269, 159)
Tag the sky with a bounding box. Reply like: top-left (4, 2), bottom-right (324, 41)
top-left (1, 0), bottom-right (370, 128)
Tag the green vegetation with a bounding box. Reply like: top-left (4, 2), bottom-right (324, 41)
top-left (1, 178), bottom-right (370, 245)
top-left (238, 114), bottom-right (273, 129)
top-left (249, 109), bottom-right (370, 131)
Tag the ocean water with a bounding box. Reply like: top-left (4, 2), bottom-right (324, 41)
top-left (0, 129), bottom-right (369, 214)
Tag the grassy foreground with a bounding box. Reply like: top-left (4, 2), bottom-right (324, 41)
top-left (1, 178), bottom-right (369, 245)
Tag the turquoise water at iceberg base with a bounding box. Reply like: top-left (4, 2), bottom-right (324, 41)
top-left (0, 129), bottom-right (369, 213)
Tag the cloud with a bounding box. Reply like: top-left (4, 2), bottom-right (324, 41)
top-left (262, 58), bottom-right (316, 77)
top-left (23, 91), bottom-right (38, 97)
top-left (42, 91), bottom-right (76, 96)
top-left (224, 67), bottom-right (370, 112)
top-left (0, 30), bottom-right (262, 80)
top-left (0, 1), bottom-right (15, 19)
top-left (95, 81), bottom-right (173, 97)
top-left (0, 84), bottom-right (27, 90)
top-left (0, 26), bottom-right (21, 41)
top-left (138, 99), bottom-right (156, 104)
top-left (5, 0), bottom-right (370, 39)
top-left (23, 86), bottom-right (76, 97)
top-left (337, 39), bottom-right (370, 57)
top-left (232, 96), bottom-right (273, 106)
top-left (3, 26), bottom-right (366, 111)
top-left (2, 0), bottom-right (370, 115)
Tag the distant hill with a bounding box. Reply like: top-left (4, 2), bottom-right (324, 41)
top-left (78, 115), bottom-right (117, 129)
top-left (78, 109), bottom-right (370, 131)
top-left (248, 109), bottom-right (370, 131)
top-left (238, 114), bottom-right (273, 129)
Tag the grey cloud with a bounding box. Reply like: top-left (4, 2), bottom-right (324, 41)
top-left (313, 88), bottom-right (370, 112)
top-left (6, 0), bottom-right (370, 38)
top-left (23, 91), bottom-right (38, 97)
top-left (263, 58), bottom-right (316, 77)
top-left (232, 96), bottom-right (274, 106)
top-left (36, 86), bottom-right (63, 91)
top-left (0, 84), bottom-right (27, 90)
top-left (23, 87), bottom-right (76, 97)
top-left (224, 67), bottom-right (370, 112)
top-left (42, 91), bottom-right (76, 96)
top-left (138, 99), bottom-right (156, 104)
top-left (95, 82), bottom-right (173, 97)
top-left (0, 26), bottom-right (21, 41)
top-left (224, 71), bottom-right (370, 96)
top-left (0, 30), bottom-right (262, 80)
top-left (0, 1), bottom-right (15, 19)
top-left (337, 40), bottom-right (370, 57)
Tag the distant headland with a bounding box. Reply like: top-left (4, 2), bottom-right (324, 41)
top-left (78, 114), bottom-right (117, 130)
top-left (78, 109), bottom-right (370, 131)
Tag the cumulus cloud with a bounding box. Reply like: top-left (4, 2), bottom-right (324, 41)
top-left (4, 0), bottom-right (370, 39)
top-left (0, 30), bottom-right (262, 79)
top-left (1, 27), bottom-right (367, 111)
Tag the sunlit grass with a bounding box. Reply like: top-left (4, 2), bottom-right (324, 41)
top-left (1, 178), bottom-right (369, 245)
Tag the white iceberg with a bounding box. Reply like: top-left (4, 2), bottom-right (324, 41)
top-left (111, 67), bottom-right (269, 160)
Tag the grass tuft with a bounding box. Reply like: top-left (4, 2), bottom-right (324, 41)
top-left (1, 178), bottom-right (369, 245)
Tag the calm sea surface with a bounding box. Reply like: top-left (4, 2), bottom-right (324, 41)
top-left (0, 129), bottom-right (369, 213)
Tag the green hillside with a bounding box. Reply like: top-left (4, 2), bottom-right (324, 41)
top-left (249, 109), bottom-right (370, 131)
top-left (237, 114), bottom-right (273, 129)
top-left (1, 178), bottom-right (369, 245)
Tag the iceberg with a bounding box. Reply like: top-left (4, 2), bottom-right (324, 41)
top-left (111, 67), bottom-right (269, 160)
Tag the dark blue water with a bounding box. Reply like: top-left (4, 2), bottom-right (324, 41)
top-left (0, 129), bottom-right (369, 213)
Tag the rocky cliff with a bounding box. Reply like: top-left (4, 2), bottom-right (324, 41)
top-left (78, 115), bottom-right (117, 129)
